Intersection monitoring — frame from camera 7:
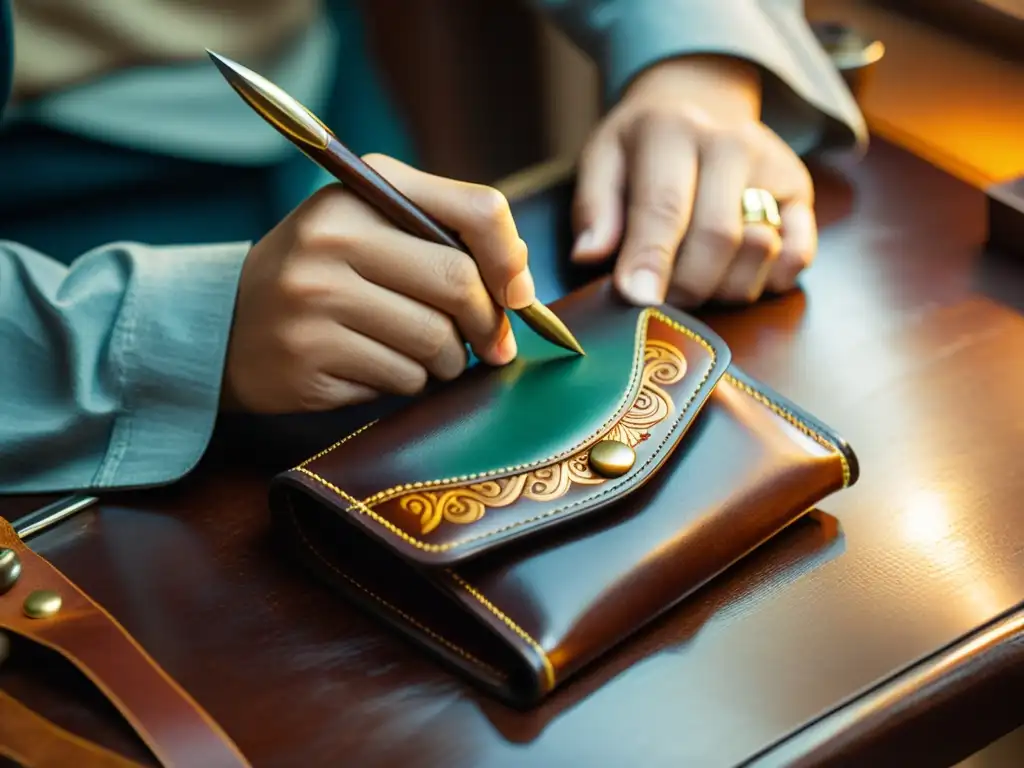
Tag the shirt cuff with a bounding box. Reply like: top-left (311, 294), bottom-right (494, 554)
top-left (94, 241), bottom-right (249, 489)
top-left (601, 0), bottom-right (867, 155)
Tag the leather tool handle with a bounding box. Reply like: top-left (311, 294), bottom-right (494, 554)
top-left (0, 519), bottom-right (250, 768)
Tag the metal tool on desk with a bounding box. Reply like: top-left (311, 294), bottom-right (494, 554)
top-left (206, 49), bottom-right (585, 357)
top-left (2, 494), bottom-right (98, 595)
top-left (9, 494), bottom-right (98, 540)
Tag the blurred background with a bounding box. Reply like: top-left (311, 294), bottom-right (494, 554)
top-left (360, 0), bottom-right (1024, 187)
top-left (3, 0), bottom-right (1022, 261)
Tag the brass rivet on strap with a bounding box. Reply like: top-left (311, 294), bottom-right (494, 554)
top-left (0, 548), bottom-right (21, 595)
top-left (23, 590), bottom-right (62, 619)
top-left (588, 439), bottom-right (636, 478)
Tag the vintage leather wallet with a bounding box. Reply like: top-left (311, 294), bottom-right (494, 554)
top-left (268, 277), bottom-right (859, 708)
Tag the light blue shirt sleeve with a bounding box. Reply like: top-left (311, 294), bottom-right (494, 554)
top-left (529, 0), bottom-right (868, 156)
top-left (0, 240), bottom-right (248, 494)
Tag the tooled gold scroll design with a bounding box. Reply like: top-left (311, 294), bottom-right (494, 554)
top-left (399, 338), bottom-right (686, 535)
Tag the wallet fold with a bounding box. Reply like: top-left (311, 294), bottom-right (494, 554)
top-left (269, 278), bottom-right (858, 707)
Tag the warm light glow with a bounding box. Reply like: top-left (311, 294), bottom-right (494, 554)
top-left (901, 489), bottom-right (952, 547)
top-left (900, 488), bottom-right (1005, 617)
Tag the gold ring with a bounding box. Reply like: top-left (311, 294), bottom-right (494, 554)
top-left (741, 187), bottom-right (782, 229)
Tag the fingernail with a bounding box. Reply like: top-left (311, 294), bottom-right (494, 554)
top-left (572, 228), bottom-right (606, 263)
top-left (573, 228), bottom-right (597, 255)
top-left (621, 269), bottom-right (664, 306)
top-left (496, 326), bottom-right (518, 363)
top-left (505, 270), bottom-right (536, 310)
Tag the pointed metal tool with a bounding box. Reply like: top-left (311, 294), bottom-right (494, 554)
top-left (207, 50), bottom-right (585, 357)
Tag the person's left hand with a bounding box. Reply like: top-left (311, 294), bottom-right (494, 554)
top-left (570, 55), bottom-right (817, 309)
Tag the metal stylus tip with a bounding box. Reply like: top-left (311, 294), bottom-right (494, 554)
top-left (516, 302), bottom-right (585, 356)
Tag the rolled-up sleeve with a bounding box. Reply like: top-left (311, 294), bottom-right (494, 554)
top-left (0, 240), bottom-right (248, 494)
top-left (529, 0), bottom-right (868, 155)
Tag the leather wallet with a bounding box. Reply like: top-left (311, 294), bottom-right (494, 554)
top-left (268, 277), bottom-right (859, 708)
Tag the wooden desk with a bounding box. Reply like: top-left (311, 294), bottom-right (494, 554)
top-left (2, 139), bottom-right (1024, 766)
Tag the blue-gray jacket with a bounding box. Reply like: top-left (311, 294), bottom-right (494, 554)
top-left (0, 0), bottom-right (865, 494)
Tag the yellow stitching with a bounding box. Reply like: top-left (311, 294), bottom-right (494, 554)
top-left (447, 571), bottom-right (556, 693)
top-left (292, 312), bottom-right (849, 554)
top-left (293, 310), bottom-right (652, 494)
top-left (286, 317), bottom-right (851, 700)
top-left (356, 309), bottom-right (716, 506)
top-left (297, 420), bottom-right (377, 469)
top-left (295, 311), bottom-right (718, 553)
top-left (398, 338), bottom-right (686, 535)
top-left (285, 502), bottom-right (506, 681)
top-left (722, 374), bottom-right (851, 487)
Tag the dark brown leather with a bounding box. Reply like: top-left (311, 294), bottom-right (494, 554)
top-left (269, 278), bottom-right (857, 707)
top-left (2, 139), bottom-right (1023, 765)
top-left (0, 519), bottom-right (250, 768)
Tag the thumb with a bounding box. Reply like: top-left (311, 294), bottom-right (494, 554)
top-left (571, 135), bottom-right (626, 263)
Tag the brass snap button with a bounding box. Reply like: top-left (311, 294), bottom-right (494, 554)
top-left (0, 548), bottom-right (21, 595)
top-left (588, 439), bottom-right (636, 478)
top-left (23, 590), bottom-right (62, 620)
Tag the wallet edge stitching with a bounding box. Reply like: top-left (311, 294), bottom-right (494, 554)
top-left (722, 374), bottom-right (852, 487)
top-left (284, 501), bottom-right (509, 682)
top-left (293, 332), bottom-right (848, 554)
top-left (295, 309), bottom-right (653, 498)
top-left (291, 311), bottom-right (717, 554)
top-left (447, 571), bottom-right (556, 693)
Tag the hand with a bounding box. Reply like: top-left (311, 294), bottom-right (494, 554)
top-left (221, 154), bottom-right (535, 413)
top-left (571, 55), bottom-right (816, 308)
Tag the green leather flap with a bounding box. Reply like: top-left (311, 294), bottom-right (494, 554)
top-left (275, 279), bottom-right (733, 567)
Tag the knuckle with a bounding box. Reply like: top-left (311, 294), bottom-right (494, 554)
top-left (295, 372), bottom-right (342, 412)
top-left (419, 311), bottom-right (459, 360)
top-left (294, 191), bottom-right (361, 251)
top-left (634, 107), bottom-right (706, 140)
top-left (437, 252), bottom-right (480, 294)
top-left (471, 185), bottom-right (512, 225)
top-left (495, 237), bottom-right (528, 281)
top-left (293, 212), bottom-right (343, 253)
top-left (635, 192), bottom-right (686, 229)
top-left (292, 209), bottom-right (328, 251)
top-left (670, 108), bottom-right (709, 136)
top-left (392, 366), bottom-right (429, 397)
top-left (276, 266), bottom-right (328, 309)
top-left (434, 357), bottom-right (466, 382)
top-left (700, 223), bottom-right (743, 254)
top-left (628, 243), bottom-right (676, 276)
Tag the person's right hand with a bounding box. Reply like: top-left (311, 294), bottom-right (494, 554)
top-left (221, 154), bottom-right (535, 414)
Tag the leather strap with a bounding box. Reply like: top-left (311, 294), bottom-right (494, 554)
top-left (0, 519), bottom-right (250, 768)
top-left (0, 689), bottom-right (144, 767)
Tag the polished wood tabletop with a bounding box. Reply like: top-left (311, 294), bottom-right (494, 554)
top-left (2, 138), bottom-right (1023, 767)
